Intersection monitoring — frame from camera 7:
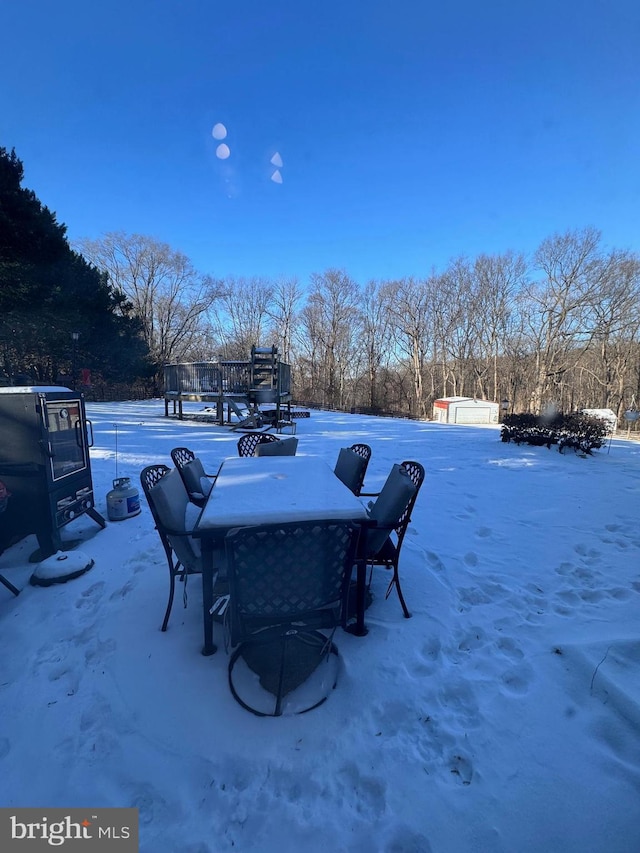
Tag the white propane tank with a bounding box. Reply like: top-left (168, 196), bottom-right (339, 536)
top-left (106, 477), bottom-right (141, 521)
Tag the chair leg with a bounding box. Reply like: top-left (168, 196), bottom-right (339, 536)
top-left (0, 573), bottom-right (20, 596)
top-left (162, 574), bottom-right (177, 631)
top-left (228, 631), bottom-right (339, 717)
top-left (385, 566), bottom-right (411, 619)
top-left (274, 634), bottom-right (289, 717)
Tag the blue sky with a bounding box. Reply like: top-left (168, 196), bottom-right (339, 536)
top-left (2, 0), bottom-right (639, 284)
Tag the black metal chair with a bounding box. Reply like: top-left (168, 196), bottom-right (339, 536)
top-left (361, 460), bottom-right (425, 619)
top-left (140, 465), bottom-right (226, 634)
top-left (170, 447), bottom-right (218, 508)
top-left (225, 519), bottom-right (360, 716)
top-left (334, 443), bottom-right (371, 496)
top-left (237, 432), bottom-right (281, 457)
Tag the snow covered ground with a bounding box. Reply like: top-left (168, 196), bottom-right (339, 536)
top-left (1, 400), bottom-right (639, 853)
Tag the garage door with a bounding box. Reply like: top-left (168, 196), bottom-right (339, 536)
top-left (454, 407), bottom-right (490, 424)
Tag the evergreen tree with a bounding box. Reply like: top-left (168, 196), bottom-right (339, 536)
top-left (0, 146), bottom-right (150, 384)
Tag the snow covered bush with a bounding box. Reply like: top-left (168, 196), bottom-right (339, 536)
top-left (501, 412), bottom-right (609, 455)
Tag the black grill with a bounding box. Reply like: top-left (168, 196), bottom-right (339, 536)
top-left (0, 388), bottom-right (106, 561)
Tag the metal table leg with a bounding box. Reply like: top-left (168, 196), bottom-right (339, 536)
top-left (200, 538), bottom-right (217, 656)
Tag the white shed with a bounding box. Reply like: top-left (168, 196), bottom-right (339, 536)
top-left (581, 408), bottom-right (618, 434)
top-left (433, 396), bottom-right (500, 425)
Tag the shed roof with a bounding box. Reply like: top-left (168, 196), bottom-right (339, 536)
top-left (435, 396), bottom-right (497, 405)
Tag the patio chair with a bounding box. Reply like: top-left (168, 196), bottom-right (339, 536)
top-left (237, 432), bottom-right (280, 457)
top-left (334, 444), bottom-right (371, 496)
top-left (225, 519), bottom-right (360, 716)
top-left (140, 465), bottom-right (226, 633)
top-left (254, 436), bottom-right (298, 456)
top-left (171, 447), bottom-right (218, 508)
top-left (361, 460), bottom-right (425, 619)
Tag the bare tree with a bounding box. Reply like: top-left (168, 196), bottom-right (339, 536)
top-left (360, 280), bottom-right (396, 409)
top-left (472, 251), bottom-right (528, 401)
top-left (266, 277), bottom-right (303, 365)
top-left (579, 250), bottom-right (640, 412)
top-left (76, 232), bottom-right (220, 385)
top-left (436, 258), bottom-right (480, 399)
top-left (387, 277), bottom-right (433, 418)
top-left (211, 276), bottom-right (275, 358)
top-left (524, 228), bottom-right (603, 413)
top-left (298, 269), bottom-right (360, 409)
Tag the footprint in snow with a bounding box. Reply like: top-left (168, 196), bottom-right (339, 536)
top-left (448, 753), bottom-right (473, 786)
top-left (412, 638), bottom-right (441, 675)
top-left (425, 551), bottom-right (446, 571)
top-left (573, 544), bottom-right (601, 564)
top-left (455, 627), bottom-right (487, 653)
top-left (383, 825), bottom-right (433, 853)
top-left (495, 637), bottom-right (524, 661)
top-left (109, 578), bottom-right (137, 601)
top-left (500, 662), bottom-right (534, 695)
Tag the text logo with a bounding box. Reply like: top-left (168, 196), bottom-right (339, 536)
top-left (0, 808), bottom-right (138, 851)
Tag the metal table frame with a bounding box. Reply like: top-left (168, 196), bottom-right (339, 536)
top-left (193, 456), bottom-right (369, 655)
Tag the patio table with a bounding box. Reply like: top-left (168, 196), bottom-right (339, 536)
top-left (193, 456), bottom-right (369, 655)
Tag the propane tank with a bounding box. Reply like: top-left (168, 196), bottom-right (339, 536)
top-left (106, 477), bottom-right (141, 521)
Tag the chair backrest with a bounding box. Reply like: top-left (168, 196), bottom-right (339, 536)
top-left (171, 447), bottom-right (196, 469)
top-left (366, 461), bottom-right (424, 555)
top-left (254, 436), bottom-right (298, 456)
top-left (237, 432), bottom-right (280, 457)
top-left (393, 459), bottom-right (425, 549)
top-left (172, 447), bottom-right (208, 501)
top-left (140, 465), bottom-right (200, 572)
top-left (140, 464), bottom-right (173, 565)
top-left (350, 443), bottom-right (372, 463)
top-left (334, 446), bottom-right (369, 495)
top-left (225, 520), bottom-right (359, 644)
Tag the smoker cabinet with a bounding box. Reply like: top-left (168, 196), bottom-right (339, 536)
top-left (0, 387), bottom-right (106, 561)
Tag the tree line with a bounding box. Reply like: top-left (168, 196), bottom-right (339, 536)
top-left (78, 229), bottom-right (640, 419)
top-left (3, 146), bottom-right (640, 418)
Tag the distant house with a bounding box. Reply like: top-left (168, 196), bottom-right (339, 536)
top-left (433, 396), bottom-right (500, 425)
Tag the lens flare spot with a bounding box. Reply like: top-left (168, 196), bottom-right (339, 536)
top-left (212, 123), bottom-right (227, 140)
top-left (216, 143), bottom-right (231, 160)
top-left (270, 152), bottom-right (283, 168)
top-left (270, 169), bottom-right (283, 184)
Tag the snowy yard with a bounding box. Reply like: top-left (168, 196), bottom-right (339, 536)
top-left (1, 401), bottom-right (639, 853)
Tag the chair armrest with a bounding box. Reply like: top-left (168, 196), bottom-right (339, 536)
top-left (160, 524), bottom-right (200, 538)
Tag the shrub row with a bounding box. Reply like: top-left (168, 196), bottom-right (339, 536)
top-left (500, 412), bottom-right (609, 455)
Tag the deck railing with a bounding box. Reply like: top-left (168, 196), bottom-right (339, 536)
top-left (163, 360), bottom-right (291, 396)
